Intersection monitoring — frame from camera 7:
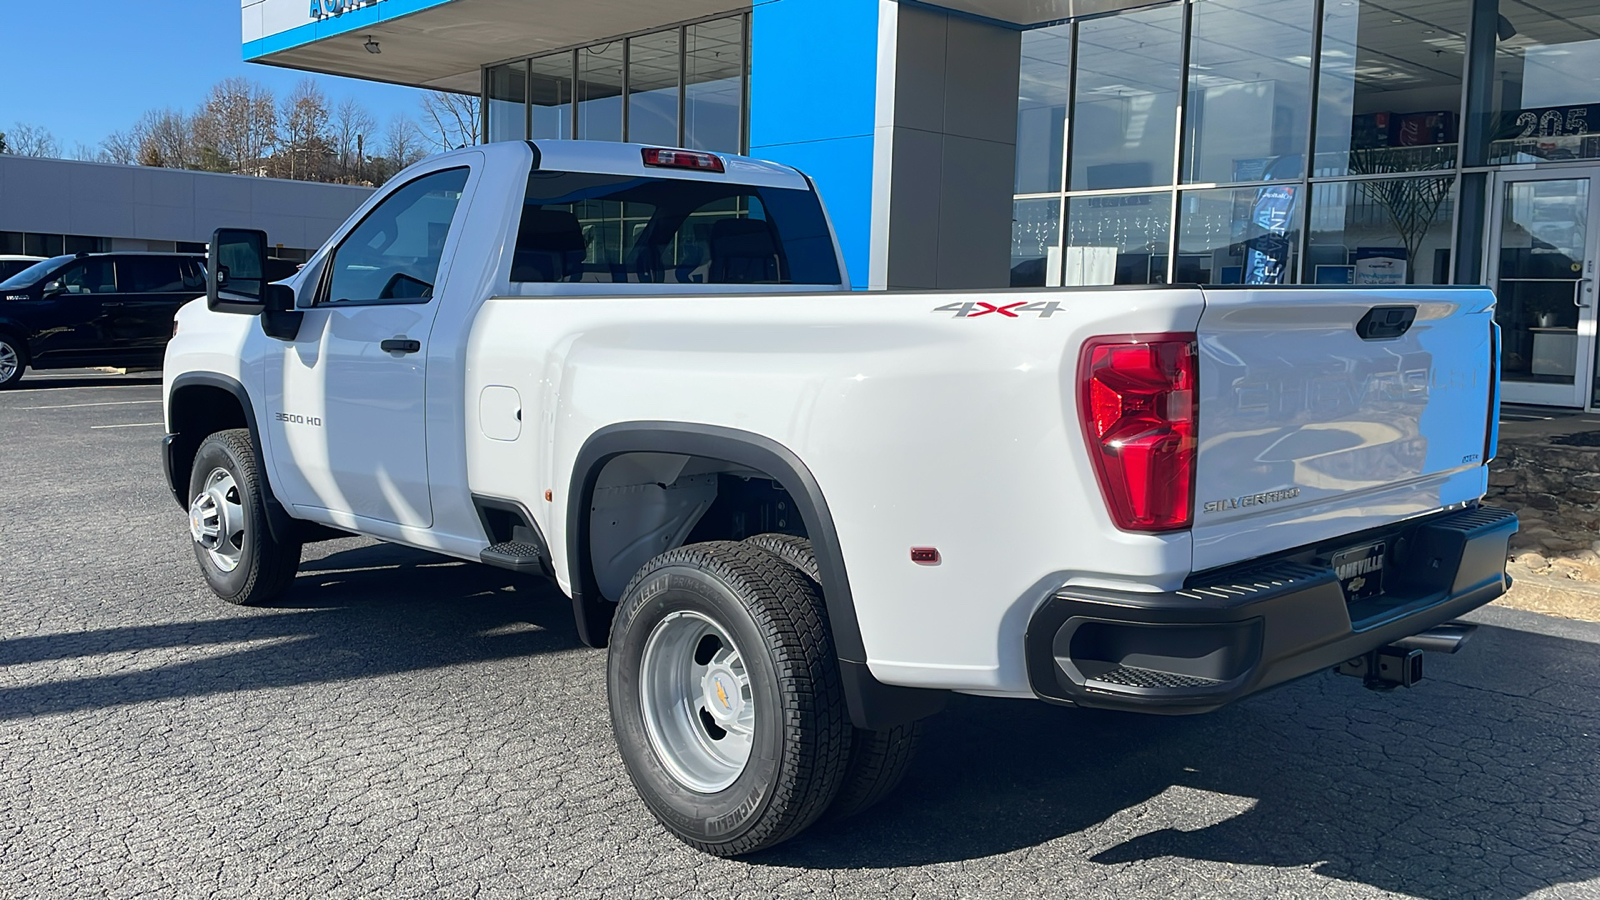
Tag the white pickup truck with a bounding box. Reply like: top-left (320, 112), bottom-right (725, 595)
top-left (163, 140), bottom-right (1517, 856)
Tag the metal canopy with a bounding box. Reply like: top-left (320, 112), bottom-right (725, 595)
top-left (249, 0), bottom-right (750, 92)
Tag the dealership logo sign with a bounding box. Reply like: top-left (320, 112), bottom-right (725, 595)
top-left (310, 0), bottom-right (384, 20)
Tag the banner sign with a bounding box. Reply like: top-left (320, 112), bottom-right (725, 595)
top-left (1245, 185), bottom-right (1296, 285)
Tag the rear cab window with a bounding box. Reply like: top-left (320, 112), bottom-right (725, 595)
top-left (510, 169), bottom-right (840, 286)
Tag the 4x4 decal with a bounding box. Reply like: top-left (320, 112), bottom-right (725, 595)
top-left (934, 301), bottom-right (1064, 319)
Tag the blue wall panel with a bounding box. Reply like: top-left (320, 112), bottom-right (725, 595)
top-left (750, 0), bottom-right (878, 289)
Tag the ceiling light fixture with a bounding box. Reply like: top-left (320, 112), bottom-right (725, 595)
top-left (364, 36), bottom-right (381, 54)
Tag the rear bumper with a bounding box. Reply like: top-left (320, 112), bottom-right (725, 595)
top-left (1025, 505), bottom-right (1517, 713)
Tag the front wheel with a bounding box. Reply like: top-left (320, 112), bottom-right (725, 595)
top-left (607, 541), bottom-right (851, 856)
top-left (0, 335), bottom-right (27, 388)
top-left (187, 429), bottom-right (301, 605)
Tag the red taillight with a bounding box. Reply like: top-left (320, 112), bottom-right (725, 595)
top-left (641, 148), bottom-right (725, 173)
top-left (1079, 333), bottom-right (1197, 532)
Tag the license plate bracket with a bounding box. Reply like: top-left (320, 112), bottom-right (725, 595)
top-left (1331, 541), bottom-right (1386, 603)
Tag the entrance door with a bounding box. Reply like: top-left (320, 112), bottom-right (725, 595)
top-left (1488, 168), bottom-right (1600, 407)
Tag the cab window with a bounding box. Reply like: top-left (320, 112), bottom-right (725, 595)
top-left (511, 171), bottom-right (840, 285)
top-left (56, 259), bottom-right (116, 295)
top-left (322, 167), bottom-right (470, 305)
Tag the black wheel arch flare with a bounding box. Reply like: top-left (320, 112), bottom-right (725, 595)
top-left (164, 371), bottom-right (298, 546)
top-left (566, 421), bottom-right (945, 730)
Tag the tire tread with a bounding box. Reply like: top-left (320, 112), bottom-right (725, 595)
top-left (193, 429), bottom-right (300, 606)
top-left (743, 533), bottom-right (926, 821)
top-left (612, 541), bottom-right (851, 856)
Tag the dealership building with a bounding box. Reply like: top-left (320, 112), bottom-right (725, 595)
top-left (247, 0), bottom-right (1600, 409)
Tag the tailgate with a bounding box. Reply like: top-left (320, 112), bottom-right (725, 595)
top-left (1192, 286), bottom-right (1497, 572)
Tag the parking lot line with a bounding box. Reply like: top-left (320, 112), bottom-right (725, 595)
top-left (18, 400), bottom-right (163, 410)
top-left (88, 422), bottom-right (165, 429)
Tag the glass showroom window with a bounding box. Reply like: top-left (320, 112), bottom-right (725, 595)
top-left (685, 18), bottom-right (745, 152)
top-left (1177, 186), bottom-right (1303, 284)
top-left (1308, 177), bottom-right (1455, 285)
top-left (487, 62), bottom-right (528, 142)
top-left (1183, 0), bottom-right (1313, 184)
top-left (1485, 0), bottom-right (1600, 165)
top-left (1065, 192), bottom-right (1174, 284)
top-left (629, 30), bottom-right (680, 147)
top-left (1016, 25), bottom-right (1071, 195)
top-left (1070, 4), bottom-right (1183, 191)
top-left (578, 43), bottom-right (625, 143)
top-left (1011, 198), bottom-right (1062, 285)
top-left (529, 52), bottom-right (574, 141)
top-left (1315, 0), bottom-right (1466, 176)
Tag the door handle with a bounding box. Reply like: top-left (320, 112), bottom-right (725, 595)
top-left (380, 338), bottom-right (421, 354)
top-left (1576, 278), bottom-right (1594, 309)
top-left (102, 301), bottom-right (125, 307)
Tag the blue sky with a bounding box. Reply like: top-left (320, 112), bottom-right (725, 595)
top-left (3, 0), bottom-right (426, 154)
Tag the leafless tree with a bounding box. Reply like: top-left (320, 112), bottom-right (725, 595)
top-left (99, 128), bottom-right (142, 165)
top-left (382, 114), bottom-right (426, 170)
top-left (1350, 148), bottom-right (1454, 285)
top-left (331, 97), bottom-right (377, 183)
top-left (277, 78), bottom-right (333, 181)
top-left (195, 77), bottom-right (278, 175)
top-left (5, 122), bottom-right (61, 158)
top-left (418, 91), bottom-right (480, 152)
top-left (70, 142), bottom-right (99, 161)
top-left (136, 109), bottom-right (198, 168)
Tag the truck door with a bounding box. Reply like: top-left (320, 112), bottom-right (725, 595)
top-left (264, 164), bottom-right (473, 529)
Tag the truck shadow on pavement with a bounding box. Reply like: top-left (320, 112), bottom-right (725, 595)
top-left (768, 619), bottom-right (1600, 899)
top-left (0, 542), bottom-right (588, 721)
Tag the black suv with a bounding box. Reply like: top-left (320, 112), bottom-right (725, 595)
top-left (0, 252), bottom-right (206, 387)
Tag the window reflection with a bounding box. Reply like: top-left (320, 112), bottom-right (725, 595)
top-left (1178, 187), bottom-right (1302, 284)
top-left (1183, 0), bottom-right (1312, 184)
top-left (1308, 178), bottom-right (1454, 285)
top-left (529, 52), bottom-right (573, 140)
top-left (1487, 0), bottom-right (1600, 165)
top-left (686, 18), bottom-right (744, 153)
top-left (1315, 0), bottom-right (1466, 175)
top-left (487, 62), bottom-right (527, 143)
top-left (1011, 198), bottom-right (1061, 285)
top-left (1070, 5), bottom-right (1183, 191)
top-left (1017, 25), bottom-right (1071, 194)
top-left (629, 30), bottom-right (680, 146)
top-left (1065, 193), bottom-right (1173, 284)
top-left (578, 43), bottom-right (624, 143)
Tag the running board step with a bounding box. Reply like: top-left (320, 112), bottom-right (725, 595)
top-left (481, 540), bottom-right (546, 573)
top-left (1088, 665), bottom-right (1225, 692)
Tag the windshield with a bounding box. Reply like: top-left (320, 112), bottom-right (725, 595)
top-left (0, 255), bottom-right (73, 290)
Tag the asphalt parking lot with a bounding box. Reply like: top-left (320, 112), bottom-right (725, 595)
top-left (2, 372), bottom-right (1599, 899)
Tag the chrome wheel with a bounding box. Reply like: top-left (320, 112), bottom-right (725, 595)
top-left (189, 467), bottom-right (246, 573)
top-left (640, 610), bottom-right (756, 793)
top-left (0, 340), bottom-right (18, 383)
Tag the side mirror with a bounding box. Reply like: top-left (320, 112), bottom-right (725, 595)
top-left (207, 228), bottom-right (268, 314)
top-left (42, 280), bottom-right (64, 298)
top-left (260, 283), bottom-right (304, 341)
